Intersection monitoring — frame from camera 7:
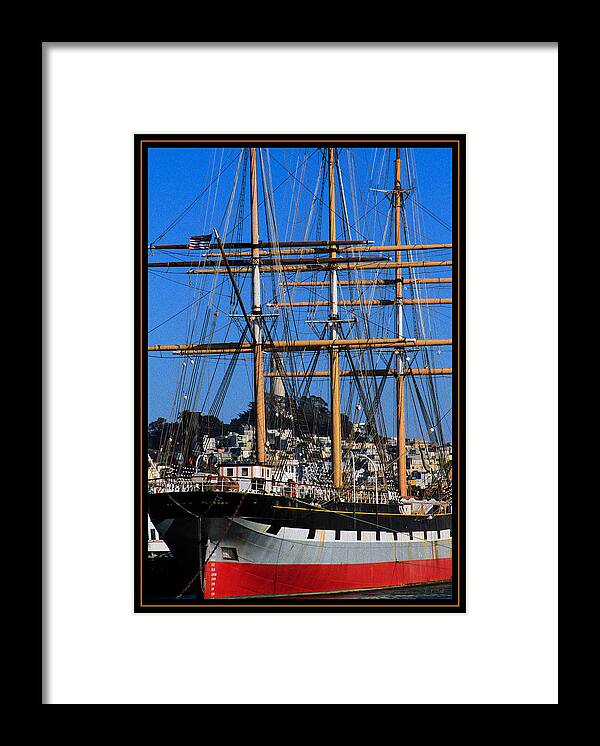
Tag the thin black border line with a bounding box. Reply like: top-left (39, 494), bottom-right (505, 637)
top-left (135, 134), bottom-right (465, 612)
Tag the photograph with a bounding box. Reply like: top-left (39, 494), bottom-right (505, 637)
top-left (137, 135), bottom-right (465, 609)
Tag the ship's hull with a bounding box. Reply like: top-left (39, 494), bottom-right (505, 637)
top-left (204, 517), bottom-right (451, 598)
top-left (148, 490), bottom-right (452, 599)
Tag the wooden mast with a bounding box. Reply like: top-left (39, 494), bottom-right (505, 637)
top-left (153, 259), bottom-right (453, 272)
top-left (265, 368), bottom-right (452, 378)
top-left (270, 298), bottom-right (452, 307)
top-left (394, 147), bottom-right (408, 497)
top-left (150, 338), bottom-right (452, 354)
top-left (280, 277), bottom-right (452, 287)
top-left (250, 147), bottom-right (266, 465)
top-left (329, 147), bottom-right (342, 489)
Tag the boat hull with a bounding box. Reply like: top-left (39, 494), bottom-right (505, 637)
top-left (147, 491), bottom-right (452, 599)
top-left (203, 517), bottom-right (452, 599)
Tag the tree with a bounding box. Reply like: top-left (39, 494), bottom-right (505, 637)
top-left (228, 394), bottom-right (354, 438)
top-left (147, 417), bottom-right (168, 451)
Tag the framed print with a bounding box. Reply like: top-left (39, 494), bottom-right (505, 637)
top-left (135, 134), bottom-right (465, 611)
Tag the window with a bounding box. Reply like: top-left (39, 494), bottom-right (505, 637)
top-left (242, 467), bottom-right (249, 476)
top-left (149, 529), bottom-right (156, 541)
top-left (221, 547), bottom-right (239, 561)
top-left (226, 468), bottom-right (234, 476)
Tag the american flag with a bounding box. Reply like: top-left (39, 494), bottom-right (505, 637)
top-left (189, 234), bottom-right (212, 250)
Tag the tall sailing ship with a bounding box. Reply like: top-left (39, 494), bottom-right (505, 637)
top-left (146, 145), bottom-right (453, 599)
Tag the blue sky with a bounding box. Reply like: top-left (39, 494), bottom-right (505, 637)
top-left (147, 146), bottom-right (452, 440)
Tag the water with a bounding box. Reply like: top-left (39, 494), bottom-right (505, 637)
top-left (149, 585), bottom-right (452, 602)
top-left (318, 583), bottom-right (452, 600)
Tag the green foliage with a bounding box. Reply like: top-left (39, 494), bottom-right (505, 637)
top-left (148, 396), bottom-right (355, 451)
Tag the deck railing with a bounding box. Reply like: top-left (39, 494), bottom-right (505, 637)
top-left (147, 475), bottom-right (451, 513)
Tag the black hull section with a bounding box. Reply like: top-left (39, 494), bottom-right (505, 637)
top-left (147, 515), bottom-right (206, 598)
top-left (150, 514), bottom-right (202, 567)
top-left (148, 491), bottom-right (451, 534)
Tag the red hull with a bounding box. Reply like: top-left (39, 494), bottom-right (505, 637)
top-left (204, 558), bottom-right (452, 598)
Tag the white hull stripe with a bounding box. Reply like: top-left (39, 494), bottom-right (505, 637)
top-left (235, 518), bottom-right (451, 543)
top-left (205, 518), bottom-right (452, 566)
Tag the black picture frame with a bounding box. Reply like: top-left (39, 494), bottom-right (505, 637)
top-left (135, 134), bottom-right (466, 612)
